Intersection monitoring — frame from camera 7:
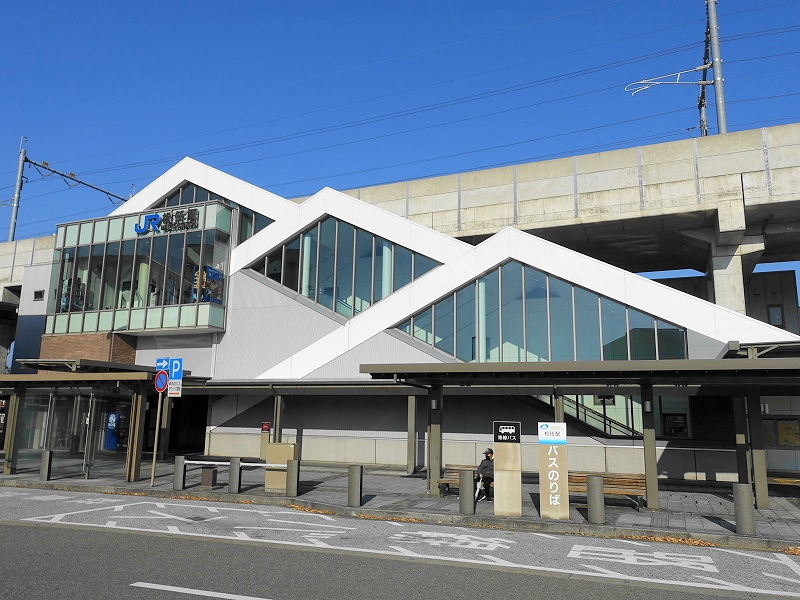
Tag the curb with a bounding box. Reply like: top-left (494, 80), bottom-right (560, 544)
top-left (1, 478), bottom-right (797, 553)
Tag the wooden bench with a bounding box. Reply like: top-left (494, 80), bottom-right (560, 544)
top-left (438, 464), bottom-right (494, 496)
top-left (568, 471), bottom-right (647, 509)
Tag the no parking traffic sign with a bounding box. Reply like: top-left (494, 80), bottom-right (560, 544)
top-left (154, 370), bottom-right (169, 393)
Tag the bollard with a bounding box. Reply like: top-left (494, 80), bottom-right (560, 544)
top-left (587, 475), bottom-right (605, 524)
top-left (286, 459), bottom-right (300, 497)
top-left (348, 465), bottom-right (363, 507)
top-left (733, 482), bottom-right (756, 536)
top-left (40, 450), bottom-right (53, 482)
top-left (459, 469), bottom-right (475, 515)
top-left (173, 456), bottom-right (186, 491)
top-left (228, 458), bottom-right (241, 494)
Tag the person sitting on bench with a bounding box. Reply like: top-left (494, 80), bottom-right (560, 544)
top-left (475, 448), bottom-right (494, 502)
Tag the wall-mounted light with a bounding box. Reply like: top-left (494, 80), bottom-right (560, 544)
top-left (643, 399), bottom-right (653, 413)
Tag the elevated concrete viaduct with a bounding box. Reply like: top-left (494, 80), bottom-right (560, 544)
top-left (311, 122), bottom-right (800, 316)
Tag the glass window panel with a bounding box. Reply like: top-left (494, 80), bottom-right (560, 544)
top-left (204, 204), bottom-right (218, 230)
top-left (300, 225), bottom-right (318, 301)
top-left (79, 222), bottom-right (93, 246)
top-left (149, 236), bottom-right (168, 306)
top-left (129, 308), bottom-right (146, 329)
top-left (397, 319), bottom-right (410, 334)
top-left (68, 313), bottom-right (83, 333)
top-left (629, 309), bottom-right (656, 360)
top-left (72, 246), bottom-right (90, 311)
top-left (45, 315), bottom-right (54, 334)
top-left (574, 287), bottom-right (601, 361)
top-left (85, 244), bottom-right (104, 311)
top-left (107, 218), bottom-right (123, 241)
top-left (239, 207), bottom-right (254, 244)
top-left (83, 311), bottom-right (98, 333)
top-left (501, 262), bottom-right (524, 362)
top-left (183, 231), bottom-right (202, 303)
top-left (180, 304), bottom-right (197, 327)
top-left (393, 245), bottom-right (412, 291)
top-left (478, 270), bottom-right (500, 362)
top-left (166, 191), bottom-right (180, 207)
top-left (146, 307), bottom-right (162, 329)
top-left (181, 184), bottom-right (196, 205)
top-left (254, 213), bottom-right (272, 235)
top-left (317, 218), bottom-right (336, 309)
top-left (123, 216), bottom-right (139, 240)
top-left (54, 314), bottom-right (68, 334)
top-left (353, 229), bottom-right (373, 314)
top-left (456, 284), bottom-right (476, 362)
top-left (549, 277), bottom-right (574, 361)
top-left (58, 247), bottom-right (76, 313)
top-left (99, 242), bottom-right (119, 310)
top-left (65, 224), bottom-right (79, 246)
top-left (162, 306), bottom-right (179, 328)
top-left (266, 248), bottom-right (282, 284)
top-left (434, 295), bottom-right (455, 355)
top-left (777, 420), bottom-right (800, 447)
top-left (92, 220), bottom-right (108, 244)
top-left (601, 298), bottom-right (628, 360)
top-left (215, 205), bottom-right (231, 234)
top-left (56, 226), bottom-right (65, 249)
top-left (373, 238), bottom-right (392, 303)
top-left (98, 311), bottom-right (112, 331)
top-left (197, 304), bottom-right (210, 326)
top-left (413, 254), bottom-right (437, 279)
top-left (209, 304), bottom-right (225, 328)
top-left (413, 308), bottom-right (433, 345)
top-left (117, 240), bottom-right (135, 309)
top-left (131, 237), bottom-right (152, 309)
top-left (335, 223), bottom-right (354, 317)
top-left (283, 237), bottom-right (301, 293)
top-left (657, 320), bottom-right (686, 359)
top-left (524, 267), bottom-right (549, 362)
top-left (164, 234), bottom-right (185, 306)
top-left (200, 230), bottom-right (227, 305)
top-left (113, 310), bottom-right (129, 331)
top-left (195, 187), bottom-right (209, 203)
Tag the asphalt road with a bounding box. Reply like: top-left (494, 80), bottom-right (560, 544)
top-left (0, 488), bottom-right (798, 599)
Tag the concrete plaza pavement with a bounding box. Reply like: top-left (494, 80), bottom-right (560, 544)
top-left (2, 453), bottom-right (800, 552)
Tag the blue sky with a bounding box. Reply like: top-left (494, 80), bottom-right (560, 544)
top-left (1, 0), bottom-right (799, 249)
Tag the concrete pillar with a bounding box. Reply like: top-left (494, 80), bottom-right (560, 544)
top-left (286, 459), bottom-right (300, 497)
top-left (459, 469), bottom-right (475, 515)
top-left (746, 386), bottom-right (770, 510)
top-left (587, 475), bottom-right (605, 524)
top-left (406, 395), bottom-right (416, 475)
top-left (3, 389), bottom-right (22, 475)
top-left (228, 457), bottom-right (241, 494)
top-left (173, 455), bottom-right (186, 491)
top-left (272, 395), bottom-right (284, 444)
top-left (40, 450), bottom-right (53, 482)
top-left (640, 383), bottom-right (659, 510)
top-left (707, 235), bottom-right (764, 315)
top-left (733, 482), bottom-right (756, 535)
top-left (732, 396), bottom-right (751, 484)
top-left (428, 385), bottom-right (443, 496)
top-left (348, 465), bottom-right (363, 507)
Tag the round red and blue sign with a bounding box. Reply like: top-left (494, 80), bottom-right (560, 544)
top-left (154, 370), bottom-right (169, 393)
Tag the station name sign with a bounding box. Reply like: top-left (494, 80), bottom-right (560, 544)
top-left (135, 207), bottom-right (200, 235)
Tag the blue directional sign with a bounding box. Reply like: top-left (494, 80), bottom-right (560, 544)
top-left (156, 357), bottom-right (170, 371)
top-left (169, 358), bottom-right (183, 381)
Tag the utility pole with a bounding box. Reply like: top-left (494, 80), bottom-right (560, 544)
top-left (6, 143), bottom-right (127, 242)
top-left (9, 138), bottom-right (26, 243)
top-left (706, 0), bottom-right (727, 134)
top-left (625, 1), bottom-right (728, 136)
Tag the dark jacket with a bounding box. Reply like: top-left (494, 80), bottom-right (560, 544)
top-left (477, 457), bottom-right (494, 478)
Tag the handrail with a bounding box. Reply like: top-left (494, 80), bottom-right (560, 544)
top-left (561, 395), bottom-right (640, 437)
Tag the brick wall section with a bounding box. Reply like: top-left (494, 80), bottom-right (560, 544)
top-left (40, 333), bottom-right (137, 364)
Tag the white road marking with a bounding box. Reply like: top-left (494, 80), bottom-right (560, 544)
top-left (132, 582), bottom-right (271, 599)
top-left (764, 572), bottom-right (800, 585)
top-left (384, 521), bottom-right (405, 527)
top-left (44, 521), bottom-right (800, 597)
top-left (607, 539), bottom-right (650, 546)
top-left (529, 533), bottom-right (559, 539)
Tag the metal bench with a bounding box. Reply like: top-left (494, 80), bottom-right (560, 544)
top-left (173, 455), bottom-right (287, 494)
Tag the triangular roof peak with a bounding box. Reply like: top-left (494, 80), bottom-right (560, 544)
top-left (110, 157), bottom-right (296, 221)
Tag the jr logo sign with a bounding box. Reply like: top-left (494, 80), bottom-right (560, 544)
top-left (134, 214), bottom-right (162, 235)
